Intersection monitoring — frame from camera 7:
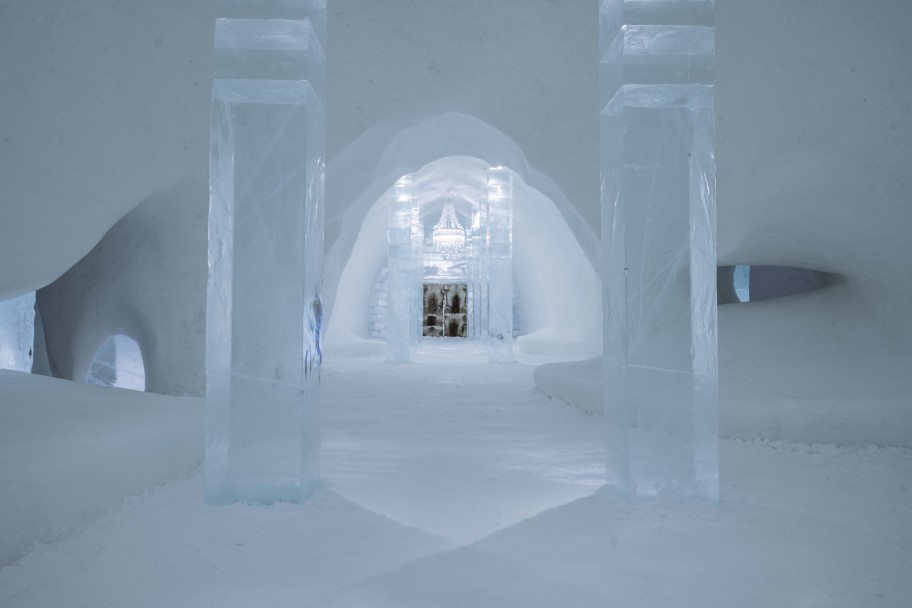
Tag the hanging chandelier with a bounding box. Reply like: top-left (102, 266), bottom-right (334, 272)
top-left (432, 202), bottom-right (466, 260)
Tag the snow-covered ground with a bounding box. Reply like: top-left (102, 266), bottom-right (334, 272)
top-left (0, 370), bottom-right (202, 566)
top-left (1, 347), bottom-right (910, 606)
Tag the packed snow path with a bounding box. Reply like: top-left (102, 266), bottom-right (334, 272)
top-left (321, 345), bottom-right (606, 545)
top-left (1, 348), bottom-right (910, 607)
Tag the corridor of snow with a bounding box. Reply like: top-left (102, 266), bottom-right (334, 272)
top-left (1, 345), bottom-right (910, 607)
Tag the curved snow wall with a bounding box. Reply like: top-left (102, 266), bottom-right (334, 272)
top-left (37, 180), bottom-right (207, 396)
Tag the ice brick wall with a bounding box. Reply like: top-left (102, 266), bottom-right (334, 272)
top-left (600, 0), bottom-right (718, 500)
top-left (206, 0), bottom-right (325, 504)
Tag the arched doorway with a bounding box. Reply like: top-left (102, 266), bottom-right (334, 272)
top-left (325, 156), bottom-right (601, 360)
top-left (85, 335), bottom-right (146, 391)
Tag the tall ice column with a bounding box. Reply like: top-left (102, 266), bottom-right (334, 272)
top-left (600, 0), bottom-right (718, 500)
top-left (206, 0), bottom-right (326, 504)
top-left (387, 175), bottom-right (420, 362)
top-left (486, 167), bottom-right (513, 363)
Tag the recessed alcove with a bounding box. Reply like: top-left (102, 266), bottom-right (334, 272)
top-left (718, 265), bottom-right (840, 304)
top-left (85, 334), bottom-right (146, 392)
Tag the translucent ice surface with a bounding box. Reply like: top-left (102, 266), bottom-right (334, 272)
top-left (601, 0), bottom-right (718, 501)
top-left (387, 175), bottom-right (421, 362)
top-left (0, 292), bottom-right (35, 372)
top-left (206, 5), bottom-right (325, 504)
top-left (601, 0), bottom-right (714, 117)
top-left (215, 18), bottom-right (325, 102)
top-left (464, 197), bottom-right (485, 344)
top-left (216, 0), bottom-right (326, 48)
top-left (486, 167), bottom-right (513, 362)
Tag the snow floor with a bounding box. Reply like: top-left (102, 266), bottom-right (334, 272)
top-left (1, 344), bottom-right (911, 607)
top-left (0, 370), bottom-right (202, 566)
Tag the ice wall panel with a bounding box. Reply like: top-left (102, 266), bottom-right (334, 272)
top-left (468, 202), bottom-right (487, 342)
top-left (215, 18), bottom-right (325, 103)
top-left (0, 292), bottom-right (35, 372)
top-left (217, 0), bottom-right (327, 47)
top-left (387, 176), bottom-right (419, 362)
top-left (486, 167), bottom-right (513, 362)
top-left (601, 0), bottom-right (717, 501)
top-left (206, 78), bottom-right (324, 504)
top-left (410, 187), bottom-right (423, 345)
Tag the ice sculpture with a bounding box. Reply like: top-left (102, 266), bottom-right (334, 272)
top-left (486, 167), bottom-right (513, 362)
top-left (600, 0), bottom-right (718, 500)
top-left (0, 292), bottom-right (35, 372)
top-left (387, 175), bottom-right (421, 361)
top-left (206, 0), bottom-right (325, 504)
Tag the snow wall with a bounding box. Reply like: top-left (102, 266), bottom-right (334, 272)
top-left (36, 179), bottom-right (207, 396)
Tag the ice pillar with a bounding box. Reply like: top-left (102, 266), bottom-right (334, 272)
top-left (600, 0), bottom-right (718, 500)
top-left (0, 292), bottom-right (35, 372)
top-left (387, 175), bottom-right (421, 362)
top-left (468, 198), bottom-right (487, 342)
top-left (486, 167), bottom-right (513, 362)
top-left (206, 0), bottom-right (325, 504)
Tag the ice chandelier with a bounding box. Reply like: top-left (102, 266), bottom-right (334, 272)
top-left (432, 203), bottom-right (466, 260)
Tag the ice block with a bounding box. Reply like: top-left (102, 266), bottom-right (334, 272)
top-left (216, 0), bottom-right (326, 48)
top-left (467, 200), bottom-right (487, 342)
top-left (215, 17), bottom-right (324, 103)
top-left (206, 2), bottom-right (325, 504)
top-left (486, 167), bottom-right (513, 363)
top-left (600, 0), bottom-right (718, 501)
top-left (387, 175), bottom-right (420, 362)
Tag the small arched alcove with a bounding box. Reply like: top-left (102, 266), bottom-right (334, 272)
top-left (85, 334), bottom-right (146, 391)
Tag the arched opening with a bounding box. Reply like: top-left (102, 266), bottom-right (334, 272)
top-left (85, 335), bottom-right (146, 392)
top-left (325, 156), bottom-right (601, 359)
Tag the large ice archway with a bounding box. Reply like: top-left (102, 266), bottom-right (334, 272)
top-left (325, 156), bottom-right (601, 357)
top-left (323, 113), bottom-right (601, 357)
